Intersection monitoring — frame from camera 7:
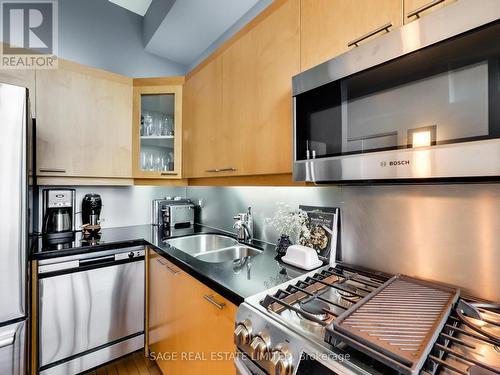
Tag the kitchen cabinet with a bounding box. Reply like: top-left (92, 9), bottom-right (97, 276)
top-left (184, 0), bottom-right (299, 178)
top-left (300, 0), bottom-right (403, 71)
top-left (404, 0), bottom-right (456, 23)
top-left (183, 57), bottom-right (223, 178)
top-left (0, 68), bottom-right (36, 116)
top-left (148, 250), bottom-right (237, 375)
top-left (36, 60), bottom-right (133, 181)
top-left (220, 0), bottom-right (300, 176)
top-left (133, 82), bottom-right (183, 179)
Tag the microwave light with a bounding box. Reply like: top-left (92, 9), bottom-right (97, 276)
top-left (412, 130), bottom-right (432, 148)
top-left (407, 125), bottom-right (437, 148)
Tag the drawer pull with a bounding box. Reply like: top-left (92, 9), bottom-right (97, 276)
top-left (347, 22), bottom-right (392, 47)
top-left (156, 258), bottom-right (167, 266)
top-left (39, 168), bottom-right (66, 173)
top-left (156, 258), bottom-right (180, 275)
top-left (161, 172), bottom-right (177, 176)
top-left (407, 0), bottom-right (445, 19)
top-left (165, 265), bottom-right (181, 275)
top-left (203, 294), bottom-right (225, 310)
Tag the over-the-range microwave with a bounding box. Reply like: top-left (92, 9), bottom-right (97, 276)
top-left (292, 0), bottom-right (500, 183)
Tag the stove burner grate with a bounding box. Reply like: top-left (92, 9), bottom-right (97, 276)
top-left (299, 297), bottom-right (330, 321)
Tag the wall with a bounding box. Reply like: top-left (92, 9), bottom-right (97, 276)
top-left (187, 185), bottom-right (500, 302)
top-left (40, 185), bottom-right (186, 229)
top-left (57, 0), bottom-right (185, 77)
top-left (187, 0), bottom-right (273, 72)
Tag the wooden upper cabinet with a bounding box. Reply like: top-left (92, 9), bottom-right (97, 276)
top-left (404, 0), bottom-right (456, 23)
top-left (300, 0), bottom-right (403, 71)
top-left (132, 81), bottom-right (183, 179)
top-left (183, 57), bottom-right (223, 178)
top-left (221, 0), bottom-right (300, 176)
top-left (36, 61), bottom-right (133, 179)
top-left (0, 69), bottom-right (36, 116)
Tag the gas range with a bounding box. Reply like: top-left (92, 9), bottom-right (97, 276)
top-left (234, 264), bottom-right (500, 375)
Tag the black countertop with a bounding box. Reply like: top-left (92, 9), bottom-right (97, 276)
top-left (31, 224), bottom-right (313, 305)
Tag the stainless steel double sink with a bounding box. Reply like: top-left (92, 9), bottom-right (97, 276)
top-left (163, 234), bottom-right (262, 263)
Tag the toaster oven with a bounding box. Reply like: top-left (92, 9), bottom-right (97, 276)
top-left (151, 198), bottom-right (195, 227)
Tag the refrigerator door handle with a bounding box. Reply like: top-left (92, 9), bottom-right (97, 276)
top-left (0, 330), bottom-right (16, 349)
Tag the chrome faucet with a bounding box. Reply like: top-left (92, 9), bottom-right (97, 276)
top-left (233, 207), bottom-right (253, 242)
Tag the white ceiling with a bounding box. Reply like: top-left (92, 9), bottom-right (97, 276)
top-left (145, 0), bottom-right (260, 66)
top-left (108, 0), bottom-right (152, 16)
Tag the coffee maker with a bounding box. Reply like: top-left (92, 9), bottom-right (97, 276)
top-left (82, 193), bottom-right (102, 234)
top-left (41, 189), bottom-right (76, 241)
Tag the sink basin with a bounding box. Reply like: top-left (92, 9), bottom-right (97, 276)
top-left (164, 234), bottom-right (238, 255)
top-left (195, 246), bottom-right (262, 263)
top-left (164, 234), bottom-right (262, 263)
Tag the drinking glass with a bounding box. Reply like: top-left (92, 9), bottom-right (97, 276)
top-left (143, 112), bottom-right (153, 136)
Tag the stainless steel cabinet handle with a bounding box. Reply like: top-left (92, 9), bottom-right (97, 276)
top-left (39, 168), bottom-right (66, 173)
top-left (165, 265), bottom-right (180, 275)
top-left (0, 331), bottom-right (16, 349)
top-left (156, 258), bottom-right (180, 275)
top-left (161, 172), bottom-right (177, 176)
top-left (205, 167), bottom-right (237, 173)
top-left (203, 294), bottom-right (225, 310)
top-left (407, 0), bottom-right (445, 19)
top-left (156, 258), bottom-right (167, 266)
top-left (348, 22), bottom-right (392, 47)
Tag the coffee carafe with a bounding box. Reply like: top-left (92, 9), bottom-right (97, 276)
top-left (42, 189), bottom-right (76, 240)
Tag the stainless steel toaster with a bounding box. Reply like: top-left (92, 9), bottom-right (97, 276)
top-left (151, 197), bottom-right (195, 227)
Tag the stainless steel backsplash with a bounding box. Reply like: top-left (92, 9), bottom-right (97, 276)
top-left (187, 185), bottom-right (500, 301)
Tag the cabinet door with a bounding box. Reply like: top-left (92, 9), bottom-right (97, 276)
top-left (148, 251), bottom-right (237, 375)
top-left (36, 61), bottom-right (132, 178)
top-left (183, 57), bottom-right (223, 178)
top-left (148, 251), bottom-right (187, 375)
top-left (221, 0), bottom-right (300, 176)
top-left (404, 0), bottom-right (456, 23)
top-left (133, 85), bottom-right (183, 179)
top-left (300, 0), bottom-right (402, 71)
top-left (0, 69), bottom-right (36, 116)
top-left (179, 276), bottom-right (237, 374)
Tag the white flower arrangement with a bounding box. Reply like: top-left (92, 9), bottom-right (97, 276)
top-left (266, 202), bottom-right (311, 244)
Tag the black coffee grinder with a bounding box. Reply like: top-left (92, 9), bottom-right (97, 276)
top-left (81, 194), bottom-right (102, 236)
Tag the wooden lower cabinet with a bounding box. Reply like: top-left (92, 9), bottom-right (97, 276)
top-left (148, 250), bottom-right (237, 375)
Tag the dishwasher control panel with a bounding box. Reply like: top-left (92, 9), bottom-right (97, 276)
top-left (115, 249), bottom-right (145, 261)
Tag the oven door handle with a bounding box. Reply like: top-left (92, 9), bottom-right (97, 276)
top-left (79, 255), bottom-right (116, 268)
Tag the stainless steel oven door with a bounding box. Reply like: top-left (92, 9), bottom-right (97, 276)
top-left (235, 355), bottom-right (265, 375)
top-left (38, 253), bottom-right (144, 368)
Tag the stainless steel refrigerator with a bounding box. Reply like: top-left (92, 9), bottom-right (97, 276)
top-left (0, 82), bottom-right (35, 374)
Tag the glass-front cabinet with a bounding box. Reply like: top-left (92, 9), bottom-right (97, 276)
top-left (132, 83), bottom-right (183, 179)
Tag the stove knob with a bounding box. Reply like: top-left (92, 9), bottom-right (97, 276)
top-left (249, 332), bottom-right (270, 361)
top-left (234, 320), bottom-right (252, 346)
top-left (128, 252), bottom-right (134, 258)
top-left (270, 344), bottom-right (293, 375)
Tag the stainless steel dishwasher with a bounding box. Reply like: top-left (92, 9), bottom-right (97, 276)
top-left (37, 246), bottom-right (145, 375)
